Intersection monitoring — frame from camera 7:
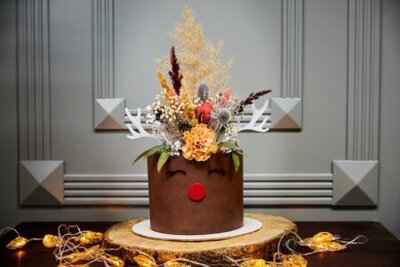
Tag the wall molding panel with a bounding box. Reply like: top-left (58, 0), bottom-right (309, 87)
top-left (94, 98), bottom-right (126, 130)
top-left (15, 1), bottom-right (381, 208)
top-left (19, 161), bottom-right (64, 206)
top-left (271, 98), bottom-right (302, 129)
top-left (92, 0), bottom-right (115, 99)
top-left (281, 0), bottom-right (303, 98)
top-left (332, 0), bottom-right (382, 207)
top-left (347, 0), bottom-right (381, 160)
top-left (63, 173), bottom-right (333, 206)
top-left (333, 160), bottom-right (378, 206)
top-left (17, 0), bottom-right (51, 160)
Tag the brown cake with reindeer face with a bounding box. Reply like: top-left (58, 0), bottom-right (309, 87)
top-left (148, 153), bottom-right (243, 235)
top-left (125, 5), bottom-right (271, 236)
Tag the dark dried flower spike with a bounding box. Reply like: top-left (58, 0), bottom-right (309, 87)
top-left (168, 46), bottom-right (183, 95)
top-left (236, 89), bottom-right (272, 113)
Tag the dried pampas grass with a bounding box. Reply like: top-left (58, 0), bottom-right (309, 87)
top-left (157, 4), bottom-right (233, 97)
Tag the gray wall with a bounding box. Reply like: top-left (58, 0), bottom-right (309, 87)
top-left (1, 0), bottom-right (400, 238)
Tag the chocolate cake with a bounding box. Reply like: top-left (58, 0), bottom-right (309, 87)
top-left (148, 153), bottom-right (243, 235)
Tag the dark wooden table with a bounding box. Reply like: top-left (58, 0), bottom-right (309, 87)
top-left (0, 221), bottom-right (399, 266)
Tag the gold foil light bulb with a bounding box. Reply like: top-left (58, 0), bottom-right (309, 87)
top-left (6, 237), bottom-right (28, 250)
top-left (42, 234), bottom-right (62, 248)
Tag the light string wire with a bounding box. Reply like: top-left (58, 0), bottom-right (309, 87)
top-left (53, 224), bottom-right (123, 266)
top-left (136, 249), bottom-right (212, 267)
top-left (0, 227), bottom-right (21, 237)
top-left (223, 230), bottom-right (368, 266)
top-left (282, 231), bottom-right (368, 256)
top-left (1, 227), bottom-right (44, 249)
top-left (1, 225), bottom-right (368, 267)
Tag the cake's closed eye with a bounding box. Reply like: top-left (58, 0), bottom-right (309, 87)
top-left (165, 169), bottom-right (187, 177)
top-left (208, 169), bottom-right (227, 176)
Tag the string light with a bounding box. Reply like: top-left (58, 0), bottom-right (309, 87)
top-left (0, 227), bottom-right (42, 250)
top-left (235, 253), bottom-right (307, 267)
top-left (164, 261), bottom-right (191, 267)
top-left (273, 253), bottom-right (307, 267)
top-left (6, 236), bottom-right (28, 250)
top-left (133, 254), bottom-right (157, 267)
top-left (239, 259), bottom-right (273, 267)
top-left (285, 231), bottom-right (367, 255)
top-left (74, 231), bottom-right (103, 246)
top-left (62, 245), bottom-right (102, 263)
top-left (1, 225), bottom-right (367, 267)
top-left (133, 252), bottom-right (211, 267)
top-left (58, 264), bottom-right (90, 267)
top-left (234, 230), bottom-right (366, 267)
top-left (0, 225), bottom-right (119, 267)
top-left (103, 254), bottom-right (125, 267)
top-left (43, 234), bottom-right (62, 248)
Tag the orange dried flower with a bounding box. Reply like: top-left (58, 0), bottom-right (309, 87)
top-left (220, 88), bottom-right (232, 107)
top-left (182, 124), bottom-right (218, 161)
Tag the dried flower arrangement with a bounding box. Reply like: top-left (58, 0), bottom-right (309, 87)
top-left (126, 5), bottom-right (271, 171)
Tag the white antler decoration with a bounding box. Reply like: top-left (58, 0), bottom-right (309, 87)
top-left (125, 108), bottom-right (159, 141)
top-left (237, 99), bottom-right (270, 133)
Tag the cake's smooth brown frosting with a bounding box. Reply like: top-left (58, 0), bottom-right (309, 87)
top-left (147, 153), bottom-right (243, 235)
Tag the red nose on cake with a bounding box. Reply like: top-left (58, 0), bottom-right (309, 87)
top-left (188, 183), bottom-right (206, 201)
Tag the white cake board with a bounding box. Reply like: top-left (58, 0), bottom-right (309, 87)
top-left (132, 217), bottom-right (262, 241)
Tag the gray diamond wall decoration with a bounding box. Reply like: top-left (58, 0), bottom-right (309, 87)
top-left (271, 98), bottom-right (302, 129)
top-left (333, 160), bottom-right (378, 206)
top-left (19, 161), bottom-right (64, 205)
top-left (95, 98), bottom-right (125, 130)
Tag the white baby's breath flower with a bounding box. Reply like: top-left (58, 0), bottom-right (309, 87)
top-left (221, 123), bottom-right (239, 146)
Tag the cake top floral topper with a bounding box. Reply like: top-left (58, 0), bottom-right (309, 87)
top-left (125, 5), bottom-right (271, 172)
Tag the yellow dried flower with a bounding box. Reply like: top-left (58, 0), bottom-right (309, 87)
top-left (179, 90), bottom-right (197, 125)
top-left (158, 70), bottom-right (180, 113)
top-left (182, 124), bottom-right (218, 161)
top-left (157, 71), bottom-right (174, 97)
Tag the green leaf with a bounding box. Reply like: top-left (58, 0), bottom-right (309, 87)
top-left (232, 152), bottom-right (241, 172)
top-left (234, 149), bottom-right (244, 156)
top-left (157, 151), bottom-right (170, 172)
top-left (216, 129), bottom-right (225, 142)
top-left (219, 141), bottom-right (240, 151)
top-left (132, 145), bottom-right (165, 165)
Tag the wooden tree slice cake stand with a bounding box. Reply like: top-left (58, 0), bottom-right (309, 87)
top-left (103, 213), bottom-right (296, 266)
